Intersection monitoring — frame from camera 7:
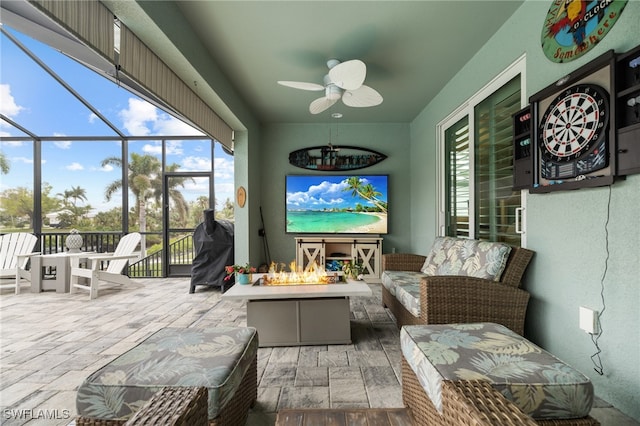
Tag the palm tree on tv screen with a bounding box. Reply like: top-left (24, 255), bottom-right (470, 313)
top-left (345, 176), bottom-right (387, 213)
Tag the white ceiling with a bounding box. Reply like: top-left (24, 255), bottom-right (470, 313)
top-left (4, 1), bottom-right (525, 126)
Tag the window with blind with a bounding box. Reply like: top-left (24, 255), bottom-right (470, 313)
top-left (445, 117), bottom-right (470, 238)
top-left (443, 74), bottom-right (523, 245)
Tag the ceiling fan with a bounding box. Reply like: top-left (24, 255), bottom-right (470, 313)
top-left (278, 59), bottom-right (383, 114)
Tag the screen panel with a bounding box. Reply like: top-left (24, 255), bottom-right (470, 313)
top-left (285, 175), bottom-right (388, 234)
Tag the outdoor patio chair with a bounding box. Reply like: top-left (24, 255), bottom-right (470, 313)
top-left (0, 232), bottom-right (38, 294)
top-left (69, 232), bottom-right (141, 299)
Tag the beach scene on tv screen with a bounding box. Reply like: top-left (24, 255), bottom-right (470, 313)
top-left (286, 175), bottom-right (388, 234)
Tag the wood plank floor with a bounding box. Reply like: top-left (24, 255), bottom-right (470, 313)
top-left (275, 408), bottom-right (414, 426)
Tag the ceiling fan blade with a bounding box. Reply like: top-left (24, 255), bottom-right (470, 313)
top-left (278, 81), bottom-right (324, 91)
top-left (342, 85), bottom-right (383, 107)
top-left (309, 97), bottom-right (338, 114)
top-left (328, 60), bottom-right (366, 90)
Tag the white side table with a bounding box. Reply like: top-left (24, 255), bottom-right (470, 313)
top-left (30, 252), bottom-right (93, 293)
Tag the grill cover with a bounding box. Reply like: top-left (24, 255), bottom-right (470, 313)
top-left (190, 209), bottom-right (234, 293)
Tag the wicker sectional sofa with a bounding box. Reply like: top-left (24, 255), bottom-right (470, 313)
top-left (381, 236), bottom-right (534, 335)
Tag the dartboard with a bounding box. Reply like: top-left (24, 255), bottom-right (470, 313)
top-left (539, 83), bottom-right (609, 163)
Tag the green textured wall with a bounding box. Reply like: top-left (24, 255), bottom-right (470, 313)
top-left (409, 1), bottom-right (640, 419)
top-left (259, 123), bottom-right (411, 264)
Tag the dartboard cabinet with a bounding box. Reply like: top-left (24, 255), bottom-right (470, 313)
top-left (530, 50), bottom-right (617, 193)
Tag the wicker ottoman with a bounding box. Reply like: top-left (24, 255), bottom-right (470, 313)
top-left (124, 387), bottom-right (209, 425)
top-left (76, 327), bottom-right (258, 426)
top-left (401, 323), bottom-right (599, 425)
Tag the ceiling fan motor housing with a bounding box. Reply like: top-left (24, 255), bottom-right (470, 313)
top-left (324, 74), bottom-right (343, 100)
top-left (327, 59), bottom-right (341, 69)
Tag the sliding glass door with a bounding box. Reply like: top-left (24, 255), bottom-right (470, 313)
top-left (445, 117), bottom-right (470, 238)
top-left (440, 58), bottom-right (526, 246)
top-left (474, 77), bottom-right (521, 245)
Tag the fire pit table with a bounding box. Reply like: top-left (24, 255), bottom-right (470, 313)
top-left (221, 276), bottom-right (372, 347)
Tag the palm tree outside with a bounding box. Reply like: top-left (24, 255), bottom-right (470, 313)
top-left (102, 153), bottom-right (195, 257)
top-left (157, 163), bottom-right (193, 228)
top-left (0, 152), bottom-right (9, 174)
top-left (66, 186), bottom-right (88, 209)
top-left (57, 185), bottom-right (90, 224)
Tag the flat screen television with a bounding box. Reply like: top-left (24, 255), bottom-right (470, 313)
top-left (286, 174), bottom-right (388, 234)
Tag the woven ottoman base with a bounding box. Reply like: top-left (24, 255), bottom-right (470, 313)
top-left (76, 327), bottom-right (258, 426)
top-left (124, 387), bottom-right (208, 426)
top-left (403, 359), bottom-right (599, 425)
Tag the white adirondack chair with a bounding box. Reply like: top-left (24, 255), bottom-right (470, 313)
top-left (0, 232), bottom-right (39, 294)
top-left (69, 232), bottom-right (141, 299)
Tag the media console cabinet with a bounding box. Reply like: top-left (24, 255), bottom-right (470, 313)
top-left (295, 236), bottom-right (383, 281)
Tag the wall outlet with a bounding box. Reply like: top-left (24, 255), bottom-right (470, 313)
top-left (579, 306), bottom-right (599, 334)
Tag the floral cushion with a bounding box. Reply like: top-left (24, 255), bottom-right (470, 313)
top-left (381, 270), bottom-right (400, 296)
top-left (420, 237), bottom-right (512, 282)
top-left (76, 327), bottom-right (258, 421)
top-left (382, 270), bottom-right (423, 316)
top-left (401, 323), bottom-right (594, 420)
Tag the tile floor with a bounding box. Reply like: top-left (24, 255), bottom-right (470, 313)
top-left (0, 278), bottom-right (637, 425)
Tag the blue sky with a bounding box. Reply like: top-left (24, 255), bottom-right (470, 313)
top-left (286, 175), bottom-right (388, 211)
top-left (0, 26), bottom-right (234, 211)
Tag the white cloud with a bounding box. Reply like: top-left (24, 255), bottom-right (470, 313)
top-left (213, 157), bottom-right (234, 180)
top-left (88, 113), bottom-right (99, 124)
top-left (0, 141), bottom-right (24, 148)
top-left (181, 176), bottom-right (208, 193)
top-left (54, 140), bottom-right (72, 149)
top-left (51, 133), bottom-right (72, 150)
top-left (119, 97), bottom-right (204, 137)
top-left (142, 141), bottom-right (162, 155)
top-left (182, 156), bottom-right (211, 171)
top-left (155, 116), bottom-right (204, 136)
top-left (12, 156), bottom-right (34, 164)
top-left (120, 98), bottom-right (157, 136)
top-left (0, 84), bottom-right (24, 117)
top-left (143, 140), bottom-right (183, 156)
top-left (286, 179), bottom-right (354, 209)
top-left (66, 162), bottom-right (84, 171)
top-left (165, 140), bottom-right (184, 155)
top-left (307, 180), bottom-right (349, 199)
top-left (286, 190), bottom-right (344, 208)
top-left (216, 182), bottom-right (234, 199)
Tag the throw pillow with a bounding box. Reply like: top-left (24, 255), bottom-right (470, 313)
top-left (421, 237), bottom-right (512, 281)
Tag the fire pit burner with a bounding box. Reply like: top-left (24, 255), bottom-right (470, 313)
top-left (254, 273), bottom-right (346, 286)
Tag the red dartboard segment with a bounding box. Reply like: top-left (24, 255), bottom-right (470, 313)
top-left (539, 84), bottom-right (609, 163)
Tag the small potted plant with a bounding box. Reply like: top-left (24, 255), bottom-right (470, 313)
top-left (224, 263), bottom-right (257, 284)
top-left (341, 259), bottom-right (364, 281)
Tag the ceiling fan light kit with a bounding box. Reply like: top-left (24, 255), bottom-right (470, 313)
top-left (278, 58), bottom-right (383, 114)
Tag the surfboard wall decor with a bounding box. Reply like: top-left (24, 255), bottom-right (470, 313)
top-left (289, 144), bottom-right (387, 171)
